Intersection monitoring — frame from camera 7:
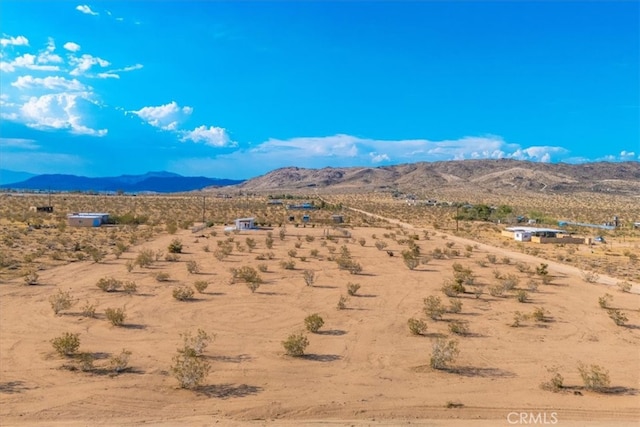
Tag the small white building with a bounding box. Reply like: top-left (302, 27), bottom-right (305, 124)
top-left (514, 231), bottom-right (532, 242)
top-left (234, 217), bottom-right (255, 230)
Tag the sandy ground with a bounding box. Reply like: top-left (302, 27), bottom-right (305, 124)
top-left (1, 217), bottom-right (639, 426)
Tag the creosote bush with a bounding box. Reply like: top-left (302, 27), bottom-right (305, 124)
top-left (430, 338), bottom-right (459, 370)
top-left (193, 280), bottom-right (209, 293)
top-left (109, 349), bottom-right (132, 374)
top-left (171, 350), bottom-right (211, 389)
top-left (304, 313), bottom-right (324, 333)
top-left (81, 300), bottom-right (97, 318)
top-left (282, 332), bottom-right (309, 357)
top-left (180, 329), bottom-right (213, 357)
top-left (541, 366), bottom-right (564, 392)
top-left (173, 286), bottom-right (195, 301)
top-left (347, 282), bottom-right (360, 296)
top-left (186, 260), bottom-right (200, 274)
top-left (168, 239), bottom-right (183, 254)
top-left (96, 277), bottom-right (122, 292)
top-left (598, 293), bottom-right (612, 309)
top-left (617, 281), bottom-right (632, 293)
top-left (448, 320), bottom-right (469, 336)
top-left (51, 332), bottom-right (80, 357)
top-left (337, 295), bottom-right (348, 310)
top-left (607, 309), bottom-right (628, 326)
top-left (123, 281), bottom-right (137, 295)
top-left (302, 269), bottom-right (315, 286)
top-left (407, 318), bottom-right (427, 335)
top-left (423, 295), bottom-right (445, 320)
top-left (105, 307), bottom-right (126, 326)
top-left (23, 269), bottom-right (39, 285)
top-left (49, 289), bottom-right (74, 315)
top-left (577, 362), bottom-right (610, 392)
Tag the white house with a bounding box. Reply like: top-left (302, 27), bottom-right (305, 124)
top-left (234, 217), bottom-right (255, 230)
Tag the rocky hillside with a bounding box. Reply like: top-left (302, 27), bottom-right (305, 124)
top-left (226, 159), bottom-right (640, 195)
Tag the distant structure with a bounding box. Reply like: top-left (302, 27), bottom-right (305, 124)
top-left (502, 226), bottom-right (586, 244)
top-left (67, 212), bottom-right (109, 227)
top-left (234, 217), bottom-right (255, 230)
top-left (29, 206), bottom-right (54, 213)
top-left (287, 202), bottom-right (315, 210)
top-left (331, 214), bottom-right (344, 224)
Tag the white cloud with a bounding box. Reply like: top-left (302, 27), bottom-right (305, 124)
top-left (1, 53), bottom-right (61, 72)
top-left (620, 150), bottom-right (636, 158)
top-left (0, 35), bottom-right (29, 47)
top-left (76, 5), bottom-right (98, 15)
top-left (131, 101), bottom-right (193, 130)
top-left (63, 42), bottom-right (81, 52)
top-left (20, 93), bottom-right (107, 136)
top-left (180, 125), bottom-right (234, 147)
top-left (96, 63), bottom-right (143, 79)
top-left (0, 137), bottom-right (39, 150)
top-left (370, 152), bottom-right (390, 163)
top-left (69, 54), bottom-right (110, 76)
top-left (11, 75), bottom-right (87, 91)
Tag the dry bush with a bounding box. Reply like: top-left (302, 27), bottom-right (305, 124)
top-left (123, 281), bottom-right (137, 295)
top-left (81, 300), bottom-right (96, 318)
top-left (407, 318), bottom-right (427, 335)
top-left (135, 248), bottom-right (155, 268)
top-left (257, 263), bottom-right (268, 273)
top-left (304, 313), bottom-right (324, 333)
top-left (302, 269), bottom-right (315, 286)
top-left (154, 272), bottom-right (171, 282)
top-left (180, 329), bottom-right (213, 356)
top-left (193, 280), bottom-right (209, 293)
top-left (531, 306), bottom-right (548, 322)
top-left (516, 290), bottom-right (529, 303)
top-left (617, 281), bottom-right (632, 293)
top-left (168, 238), bottom-right (183, 254)
top-left (51, 332), bottom-right (80, 357)
top-left (448, 298), bottom-right (463, 314)
top-left (282, 332), bottom-right (309, 357)
top-left (581, 270), bottom-right (600, 283)
top-left (23, 269), bottom-right (39, 285)
top-left (577, 362), bottom-right (610, 392)
top-left (336, 295), bottom-right (348, 310)
top-left (541, 366), bottom-right (564, 392)
top-left (105, 307), bottom-right (126, 326)
top-left (423, 296), bottom-right (446, 320)
top-left (448, 320), bottom-right (469, 335)
top-left (109, 349), bottom-right (132, 374)
top-left (430, 338), bottom-right (459, 370)
top-left (598, 293), bottom-right (612, 309)
top-left (186, 260), bottom-right (200, 274)
top-left (49, 289), bottom-right (74, 315)
top-left (607, 309), bottom-right (628, 326)
top-left (280, 259), bottom-right (296, 270)
top-left (96, 277), bottom-right (122, 292)
top-left (173, 286), bottom-right (195, 301)
top-left (171, 350), bottom-right (211, 389)
top-left (347, 282), bottom-right (360, 296)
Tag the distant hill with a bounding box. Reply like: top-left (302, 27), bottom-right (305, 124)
top-left (0, 171), bottom-right (244, 193)
top-left (0, 169), bottom-right (36, 186)
top-left (228, 159), bottom-right (640, 196)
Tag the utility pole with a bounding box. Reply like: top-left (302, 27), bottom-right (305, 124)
top-left (202, 195), bottom-right (206, 224)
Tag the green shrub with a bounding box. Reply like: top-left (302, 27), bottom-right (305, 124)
top-left (105, 307), bottom-right (126, 326)
top-left (109, 349), bottom-right (132, 374)
top-left (168, 239), bottom-right (183, 254)
top-left (607, 309), bottom-right (628, 326)
top-left (407, 318), bottom-right (427, 335)
top-left (304, 314), bottom-right (324, 333)
top-left (598, 293), bottom-right (612, 309)
top-left (423, 296), bottom-right (445, 320)
top-left (49, 289), bottom-right (74, 315)
top-left (282, 332), bottom-right (309, 357)
top-left (180, 329), bottom-right (213, 356)
top-left (448, 320), bottom-right (469, 336)
top-left (173, 286), bottom-right (195, 301)
top-left (135, 248), bottom-right (154, 268)
top-left (516, 290), bottom-right (529, 303)
top-left (448, 298), bottom-right (462, 314)
top-left (51, 332), bottom-right (80, 356)
top-left (171, 350), bottom-right (210, 389)
top-left (280, 259), bottom-right (296, 270)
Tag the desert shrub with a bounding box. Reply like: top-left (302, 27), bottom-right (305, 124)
top-left (23, 269), bottom-right (39, 285)
top-left (511, 311), bottom-right (527, 327)
top-left (489, 285), bottom-right (504, 297)
top-left (501, 274), bottom-right (519, 291)
top-left (515, 290), bottom-right (529, 303)
top-left (282, 332), bottom-right (309, 357)
top-left (310, 249), bottom-right (319, 257)
top-left (180, 329), bottom-right (213, 356)
top-left (280, 259), bottom-right (296, 270)
top-left (96, 277), bottom-right (122, 292)
top-left (486, 254), bottom-right (497, 264)
top-left (168, 239), bottom-right (183, 254)
top-left (186, 260), bottom-right (200, 274)
top-left (441, 279), bottom-right (464, 297)
top-left (531, 307), bottom-right (548, 322)
top-left (448, 320), bottom-right (469, 336)
top-left (257, 263), bottom-right (268, 273)
top-left (347, 282), bottom-right (360, 296)
top-left (448, 298), bottom-right (462, 314)
top-left (265, 236), bottom-right (274, 249)
top-left (171, 350), bottom-right (211, 389)
top-left (501, 256), bottom-right (511, 264)
top-left (598, 293), bottom-right (612, 309)
top-left (79, 352), bottom-right (95, 372)
top-left (135, 248), bottom-right (154, 268)
top-left (475, 260), bottom-right (487, 268)
top-left (81, 300), bottom-right (96, 318)
top-left (51, 332), bottom-right (80, 357)
top-left (278, 227), bottom-right (286, 240)
top-left (472, 286), bottom-right (483, 299)
top-left (407, 318), bottom-right (427, 335)
top-left (577, 362), bottom-right (610, 392)
top-left (105, 307), bottom-right (126, 326)
top-left (109, 349), bottom-right (132, 374)
top-left (288, 249), bottom-right (298, 258)
top-left (125, 260), bottom-right (135, 272)
top-left (304, 313), bottom-right (324, 333)
top-left (305, 235), bottom-right (315, 243)
top-left (375, 240), bottom-right (388, 251)
top-left (123, 281), bottom-right (137, 295)
top-left (173, 286), bottom-right (195, 301)
top-left (617, 281), bottom-right (632, 293)
top-left (527, 280), bottom-right (539, 292)
top-left (358, 238), bottom-right (366, 246)
top-left (155, 250), bottom-right (165, 262)
top-left (535, 262), bottom-right (548, 276)
top-left (49, 289), bottom-right (74, 315)
top-left (423, 296), bottom-right (445, 320)
top-left (246, 280), bottom-right (260, 293)
top-left (245, 237), bottom-right (256, 251)
top-left (541, 366), bottom-right (564, 392)
top-left (402, 252), bottom-right (420, 270)
top-left (336, 295), bottom-right (348, 310)
top-left (430, 338), bottom-right (459, 370)
top-left (154, 272), bottom-right (171, 282)
top-left (302, 270), bottom-right (315, 286)
top-left (294, 242), bottom-right (302, 249)
top-left (581, 270), bottom-right (600, 283)
top-left (492, 269), bottom-right (503, 280)
top-left (193, 280), bottom-right (209, 293)
top-left (607, 309), bottom-right (628, 326)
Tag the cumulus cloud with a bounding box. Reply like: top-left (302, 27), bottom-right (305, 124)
top-left (76, 5), bottom-right (98, 15)
top-left (0, 35), bottom-right (29, 47)
top-left (620, 150), bottom-right (636, 159)
top-left (180, 125), bottom-right (234, 147)
top-left (11, 75), bottom-right (87, 91)
top-left (20, 93), bottom-right (107, 136)
top-left (69, 54), bottom-right (110, 76)
top-left (131, 101), bottom-right (193, 130)
top-left (370, 152), bottom-right (390, 163)
top-left (63, 42), bottom-right (81, 52)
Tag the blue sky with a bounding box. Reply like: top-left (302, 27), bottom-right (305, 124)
top-left (1, 1), bottom-right (638, 179)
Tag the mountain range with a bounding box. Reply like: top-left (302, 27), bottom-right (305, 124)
top-left (0, 170), bottom-right (243, 193)
top-left (229, 159), bottom-right (640, 196)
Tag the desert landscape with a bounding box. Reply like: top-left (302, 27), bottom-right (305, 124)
top-left (1, 161), bottom-right (640, 426)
